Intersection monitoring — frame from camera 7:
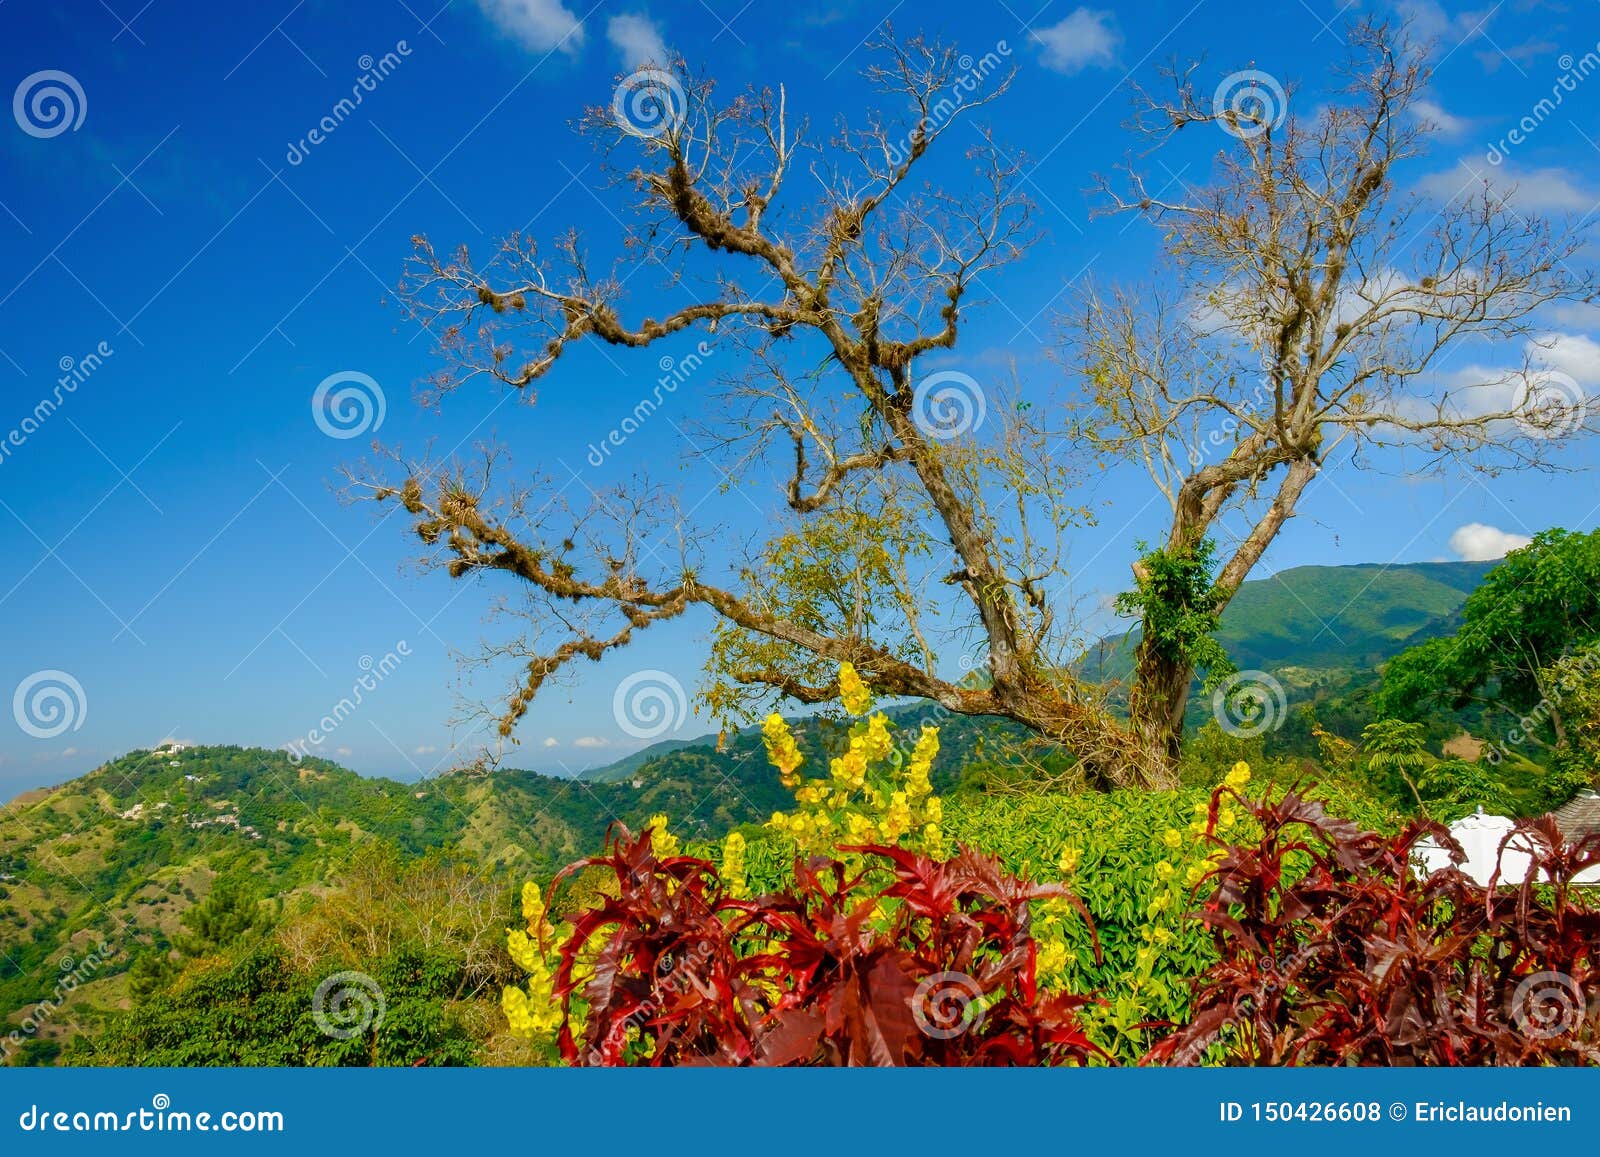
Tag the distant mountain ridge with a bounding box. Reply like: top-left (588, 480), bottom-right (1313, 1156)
top-left (1077, 558), bottom-right (1496, 684)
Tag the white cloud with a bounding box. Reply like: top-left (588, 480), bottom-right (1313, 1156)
top-left (336, 746), bottom-right (353, 758)
top-left (1032, 8), bottom-right (1121, 75)
top-left (541, 736), bottom-right (560, 748)
top-left (1412, 97), bottom-right (1470, 137)
top-left (1419, 160), bottom-right (1595, 213)
top-left (1545, 302), bottom-right (1600, 329)
top-left (475, 0), bottom-right (585, 54)
top-left (414, 745), bottom-right (438, 756)
top-left (1392, 0), bottom-right (1491, 45)
top-left (1533, 332), bottom-right (1600, 385)
top-left (572, 736), bottom-right (612, 749)
top-left (1450, 522), bottom-right (1532, 561)
top-left (606, 12), bottom-right (668, 69)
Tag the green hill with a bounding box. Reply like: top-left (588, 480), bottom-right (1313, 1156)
top-left (1079, 559), bottom-right (1495, 683)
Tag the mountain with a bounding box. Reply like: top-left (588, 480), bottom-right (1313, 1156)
top-left (577, 736), bottom-right (708, 783)
top-left (1078, 559), bottom-right (1496, 683)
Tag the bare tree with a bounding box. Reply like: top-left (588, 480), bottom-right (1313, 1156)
top-left (1068, 19), bottom-right (1595, 765)
top-left (356, 34), bottom-right (1174, 788)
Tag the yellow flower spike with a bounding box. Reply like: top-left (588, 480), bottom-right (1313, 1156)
top-left (507, 929), bottom-right (540, 972)
top-left (721, 831), bottom-right (748, 899)
top-left (521, 881), bottom-right (543, 926)
top-left (1057, 844), bottom-right (1081, 876)
top-left (862, 713), bottom-right (893, 761)
top-left (762, 713), bottom-right (805, 786)
top-left (1161, 828), bottom-right (1183, 851)
top-left (645, 814), bottom-right (680, 857)
top-left (1225, 760), bottom-right (1252, 790)
top-left (837, 662), bottom-right (873, 715)
top-left (1155, 860), bottom-right (1175, 881)
top-left (503, 985), bottom-right (533, 1038)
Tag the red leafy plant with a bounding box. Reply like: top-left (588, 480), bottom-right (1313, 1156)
top-left (1146, 786), bottom-right (1600, 1066)
top-left (544, 825), bottom-right (1104, 1066)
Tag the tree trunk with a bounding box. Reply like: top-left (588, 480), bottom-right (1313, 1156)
top-left (1128, 635), bottom-right (1193, 772)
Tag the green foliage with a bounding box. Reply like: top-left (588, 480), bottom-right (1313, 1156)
top-left (1115, 539), bottom-right (1233, 685)
top-left (1380, 528), bottom-right (1600, 740)
top-left (87, 843), bottom-right (519, 1067)
top-left (174, 876), bottom-right (268, 958)
top-left (90, 943), bottom-right (481, 1067)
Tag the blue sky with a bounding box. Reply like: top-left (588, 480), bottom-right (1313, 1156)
top-left (1, 0), bottom-right (1597, 798)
